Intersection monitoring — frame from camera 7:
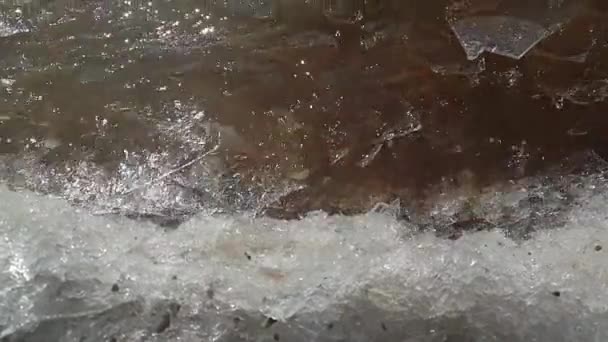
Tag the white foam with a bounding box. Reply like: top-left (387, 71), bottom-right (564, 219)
top-left (1, 185), bottom-right (608, 341)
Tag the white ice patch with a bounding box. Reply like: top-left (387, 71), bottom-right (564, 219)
top-left (0, 18), bottom-right (29, 38)
top-left (1, 185), bottom-right (608, 341)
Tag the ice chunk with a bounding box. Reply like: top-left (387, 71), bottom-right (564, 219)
top-left (0, 78), bottom-right (15, 87)
top-left (451, 16), bottom-right (556, 60)
top-left (359, 114), bottom-right (422, 168)
top-left (0, 18), bottom-right (29, 38)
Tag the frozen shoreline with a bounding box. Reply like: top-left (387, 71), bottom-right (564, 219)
top-left (1, 181), bottom-right (607, 341)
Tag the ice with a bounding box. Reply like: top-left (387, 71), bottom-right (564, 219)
top-left (451, 16), bottom-right (555, 60)
top-left (0, 15), bottom-right (29, 38)
top-left (359, 112), bottom-right (423, 168)
top-left (1, 173), bottom-right (608, 341)
top-left (556, 79), bottom-right (608, 106)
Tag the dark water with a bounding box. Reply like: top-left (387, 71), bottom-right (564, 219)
top-left (0, 1), bottom-right (608, 222)
top-left (1, 0), bottom-right (608, 218)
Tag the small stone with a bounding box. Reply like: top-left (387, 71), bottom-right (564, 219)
top-left (552, 291), bottom-right (561, 297)
top-left (171, 275), bottom-right (177, 280)
top-left (0, 78), bottom-right (15, 87)
top-left (273, 333), bottom-right (280, 341)
top-left (111, 283), bottom-right (119, 292)
top-left (595, 245), bottom-right (602, 252)
top-left (326, 322), bottom-right (334, 330)
top-left (244, 251), bottom-right (252, 260)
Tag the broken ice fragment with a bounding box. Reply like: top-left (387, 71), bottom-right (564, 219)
top-left (0, 20), bottom-right (29, 37)
top-left (0, 78), bottom-right (15, 87)
top-left (359, 122), bottom-right (422, 168)
top-left (358, 143), bottom-right (383, 168)
top-left (451, 16), bottom-right (556, 60)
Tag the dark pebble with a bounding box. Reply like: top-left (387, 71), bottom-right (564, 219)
top-left (273, 333), bottom-right (280, 341)
top-left (245, 252), bottom-right (252, 260)
top-left (172, 275), bottom-right (177, 280)
top-left (381, 322), bottom-right (387, 331)
top-left (327, 322), bottom-right (334, 330)
top-left (111, 283), bottom-right (120, 292)
top-left (552, 291), bottom-right (561, 297)
top-left (595, 245), bottom-right (603, 251)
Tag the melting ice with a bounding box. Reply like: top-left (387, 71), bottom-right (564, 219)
top-left (1, 177), bottom-right (608, 341)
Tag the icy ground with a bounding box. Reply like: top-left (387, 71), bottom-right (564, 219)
top-left (1, 173), bottom-right (608, 341)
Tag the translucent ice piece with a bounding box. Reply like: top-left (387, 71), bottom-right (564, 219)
top-left (451, 16), bottom-right (555, 60)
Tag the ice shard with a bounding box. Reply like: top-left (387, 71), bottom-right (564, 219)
top-left (450, 16), bottom-right (556, 60)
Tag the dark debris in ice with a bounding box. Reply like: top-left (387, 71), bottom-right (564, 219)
top-left (261, 316), bottom-right (278, 329)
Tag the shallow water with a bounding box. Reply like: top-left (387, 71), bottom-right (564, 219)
top-left (1, 0), bottom-right (608, 340)
top-left (0, 0), bottom-right (607, 217)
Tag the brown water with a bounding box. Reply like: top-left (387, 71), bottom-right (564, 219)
top-left (1, 0), bottom-right (608, 221)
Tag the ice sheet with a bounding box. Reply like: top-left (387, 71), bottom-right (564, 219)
top-left (1, 178), bottom-right (608, 341)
